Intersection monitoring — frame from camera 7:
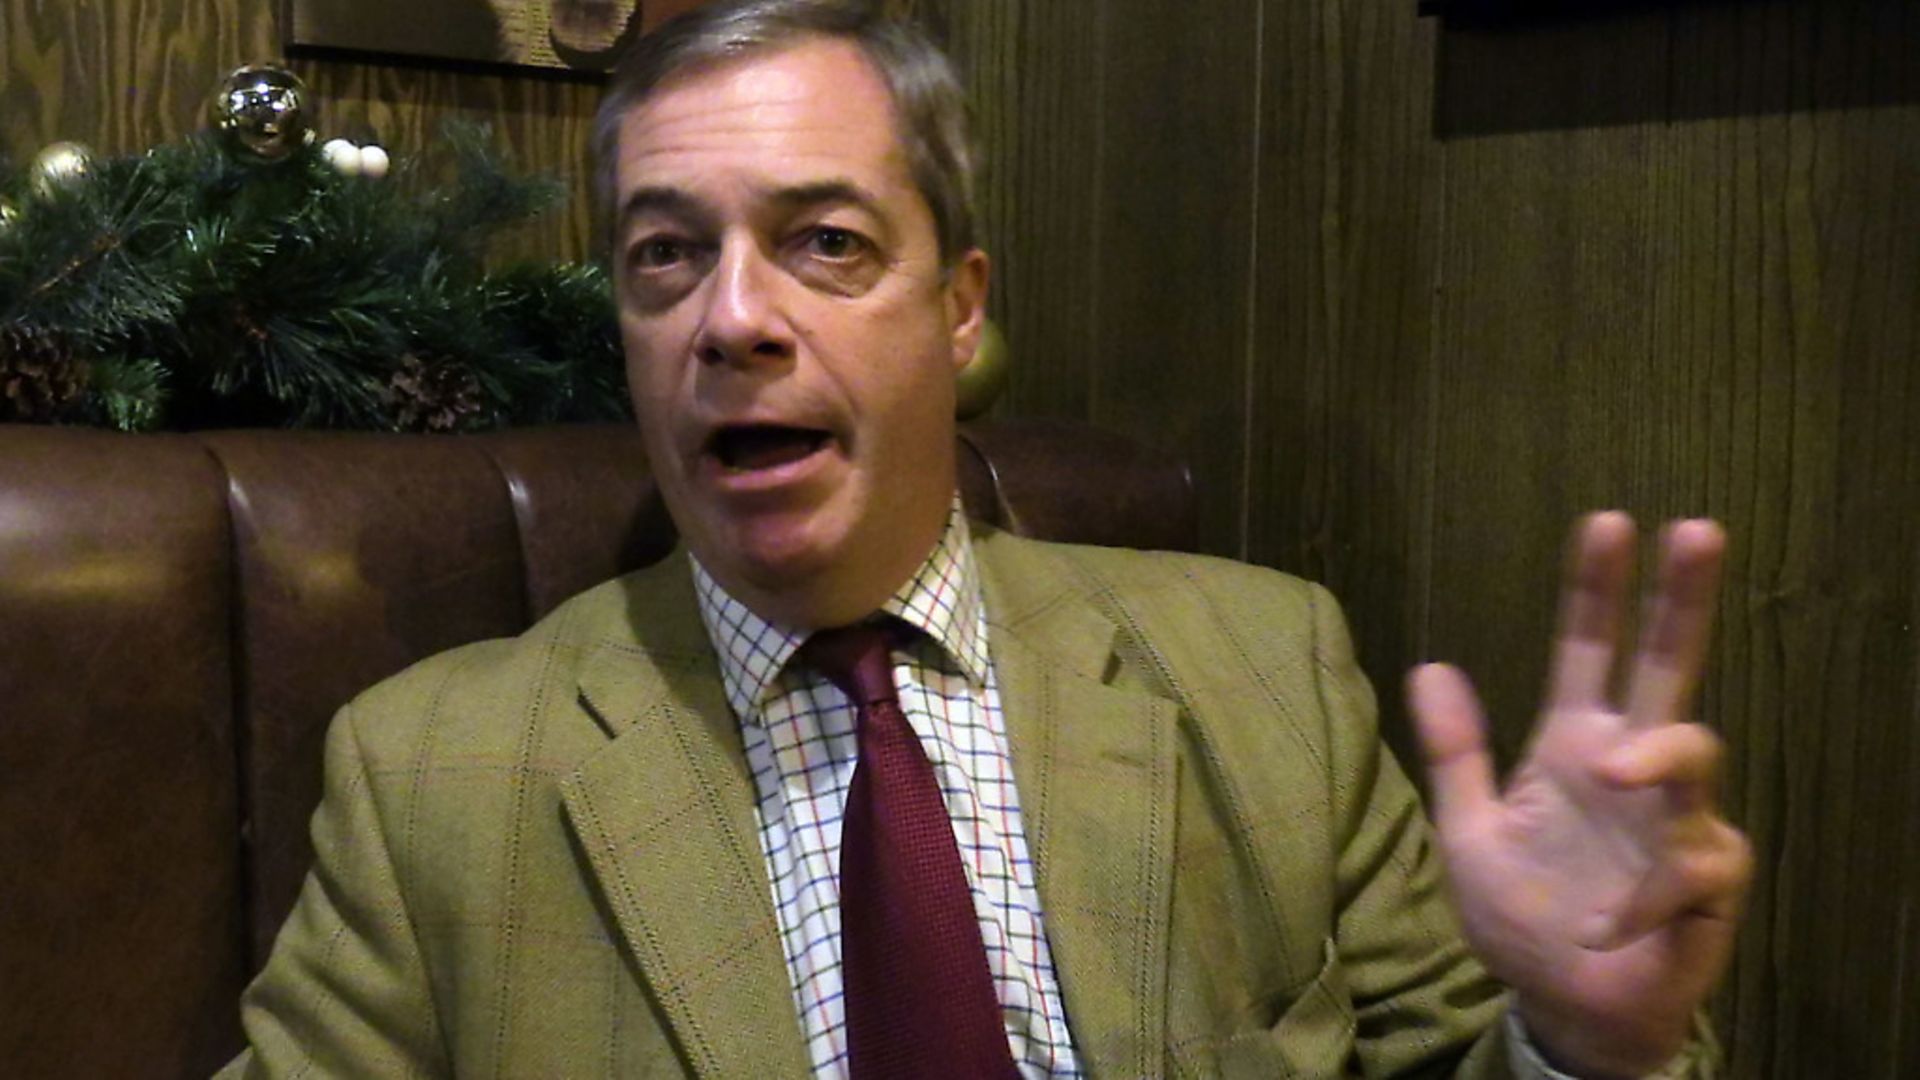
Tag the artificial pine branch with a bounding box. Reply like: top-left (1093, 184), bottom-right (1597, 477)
top-left (83, 355), bottom-right (167, 431)
top-left (0, 121), bottom-right (628, 433)
top-left (488, 262), bottom-right (629, 423)
top-left (424, 121), bottom-right (568, 262)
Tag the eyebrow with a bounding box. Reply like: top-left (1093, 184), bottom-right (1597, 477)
top-left (615, 178), bottom-right (886, 237)
top-left (765, 179), bottom-right (883, 216)
top-left (616, 186), bottom-right (707, 236)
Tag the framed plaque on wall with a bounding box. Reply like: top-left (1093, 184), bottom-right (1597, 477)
top-left (284, 0), bottom-right (710, 74)
top-left (1418, 0), bottom-right (1671, 23)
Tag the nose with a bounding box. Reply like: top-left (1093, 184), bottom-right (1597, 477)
top-left (695, 239), bottom-right (795, 368)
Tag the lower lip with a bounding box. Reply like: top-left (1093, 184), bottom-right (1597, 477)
top-left (699, 439), bottom-right (838, 495)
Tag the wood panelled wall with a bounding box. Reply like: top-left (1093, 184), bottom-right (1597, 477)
top-left (918, 0), bottom-right (1919, 1077)
top-left (0, 0), bottom-right (605, 263)
top-left (4, 1), bottom-right (1915, 1077)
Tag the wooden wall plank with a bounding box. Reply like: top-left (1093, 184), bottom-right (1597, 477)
top-left (1655, 3), bottom-right (1920, 1074)
top-left (1085, 0), bottom-right (1261, 557)
top-left (918, 0), bottom-right (1107, 423)
top-left (1246, 0), bottom-right (1445, 762)
top-left (932, 0), bottom-right (1261, 556)
top-left (1427, 7), bottom-right (1676, 767)
top-left (1, 0), bottom-right (275, 158)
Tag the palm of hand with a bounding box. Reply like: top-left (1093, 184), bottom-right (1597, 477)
top-left (1445, 708), bottom-right (1713, 1052)
top-left (1410, 515), bottom-right (1749, 1073)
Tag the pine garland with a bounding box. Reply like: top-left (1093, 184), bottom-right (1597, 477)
top-left (0, 123), bottom-right (629, 432)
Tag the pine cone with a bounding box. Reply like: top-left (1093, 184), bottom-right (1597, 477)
top-left (384, 353), bottom-right (485, 433)
top-left (0, 326), bottom-right (90, 423)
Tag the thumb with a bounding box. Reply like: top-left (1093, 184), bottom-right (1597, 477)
top-left (1407, 663), bottom-right (1499, 838)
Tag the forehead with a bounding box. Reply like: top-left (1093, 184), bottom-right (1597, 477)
top-left (614, 37), bottom-right (911, 200)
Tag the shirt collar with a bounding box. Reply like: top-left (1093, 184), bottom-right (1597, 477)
top-left (692, 496), bottom-right (989, 719)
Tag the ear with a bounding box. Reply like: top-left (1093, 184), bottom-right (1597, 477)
top-left (943, 248), bottom-right (992, 373)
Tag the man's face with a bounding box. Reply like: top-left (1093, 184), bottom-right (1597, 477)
top-left (612, 37), bottom-right (988, 629)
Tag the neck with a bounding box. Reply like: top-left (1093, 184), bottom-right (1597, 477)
top-left (717, 496), bottom-right (954, 632)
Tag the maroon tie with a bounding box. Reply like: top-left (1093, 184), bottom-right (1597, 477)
top-left (801, 625), bottom-right (1022, 1080)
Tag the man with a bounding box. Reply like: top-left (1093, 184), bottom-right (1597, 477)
top-left (223, 2), bottom-right (1751, 1076)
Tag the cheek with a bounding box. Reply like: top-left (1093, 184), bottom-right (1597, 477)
top-left (814, 296), bottom-right (956, 408)
top-left (620, 319), bottom-right (684, 407)
top-left (885, 322), bottom-right (963, 413)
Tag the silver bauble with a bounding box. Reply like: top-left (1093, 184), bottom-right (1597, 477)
top-left (210, 64), bottom-right (313, 163)
top-left (29, 141), bottom-right (94, 196)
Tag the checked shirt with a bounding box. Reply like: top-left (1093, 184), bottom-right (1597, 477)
top-left (692, 501), bottom-right (1083, 1079)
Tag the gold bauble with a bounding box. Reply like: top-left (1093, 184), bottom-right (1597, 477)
top-left (29, 141), bottom-right (94, 196)
top-left (955, 318), bottom-right (1010, 420)
top-left (209, 64), bottom-right (313, 163)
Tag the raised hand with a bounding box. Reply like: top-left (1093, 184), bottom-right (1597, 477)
top-left (1408, 512), bottom-right (1752, 1076)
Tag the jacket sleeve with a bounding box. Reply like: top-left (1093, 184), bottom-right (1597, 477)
top-left (215, 703), bottom-right (447, 1078)
top-left (1300, 581), bottom-right (1514, 1078)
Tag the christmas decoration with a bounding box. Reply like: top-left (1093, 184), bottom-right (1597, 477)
top-left (210, 65), bottom-right (312, 163)
top-left (0, 120), bottom-right (627, 433)
top-left (0, 325), bottom-right (89, 422)
top-left (954, 318), bottom-right (1009, 420)
top-left (29, 142), bottom-right (93, 196)
top-left (384, 352), bottom-right (485, 433)
top-left (0, 198), bottom-right (18, 233)
top-left (321, 137), bottom-right (360, 173)
top-left (320, 138), bottom-right (392, 180)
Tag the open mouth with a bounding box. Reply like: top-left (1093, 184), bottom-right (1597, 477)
top-left (707, 424), bottom-right (832, 472)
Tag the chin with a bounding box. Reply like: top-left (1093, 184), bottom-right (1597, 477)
top-left (707, 512), bottom-right (855, 611)
top-left (733, 535), bottom-right (840, 594)
top-left (676, 478), bottom-right (946, 627)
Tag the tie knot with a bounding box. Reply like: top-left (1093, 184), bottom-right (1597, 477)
top-left (799, 623), bottom-right (900, 708)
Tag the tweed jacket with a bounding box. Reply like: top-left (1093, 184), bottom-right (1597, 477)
top-left (222, 527), bottom-right (1524, 1078)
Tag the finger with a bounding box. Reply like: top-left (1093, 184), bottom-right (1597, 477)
top-left (1581, 819), bottom-right (1752, 950)
top-left (1546, 511), bottom-right (1636, 711)
top-left (1596, 723), bottom-right (1723, 814)
top-left (1624, 519), bottom-right (1727, 727)
top-left (1407, 663), bottom-right (1500, 837)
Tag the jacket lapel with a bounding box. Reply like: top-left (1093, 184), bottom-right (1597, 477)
top-left (551, 538), bottom-right (1182, 1078)
top-left (979, 533), bottom-right (1180, 1078)
top-left (557, 559), bottom-right (810, 1079)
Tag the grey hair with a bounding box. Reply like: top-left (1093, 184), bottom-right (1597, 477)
top-left (592, 0), bottom-right (977, 266)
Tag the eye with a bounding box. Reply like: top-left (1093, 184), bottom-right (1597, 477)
top-left (784, 223), bottom-right (884, 297)
top-left (802, 226), bottom-right (867, 261)
top-left (631, 235), bottom-right (692, 271)
top-left (620, 231), bottom-right (710, 311)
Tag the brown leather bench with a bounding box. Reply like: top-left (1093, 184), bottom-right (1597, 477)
top-left (0, 418), bottom-right (1194, 1078)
